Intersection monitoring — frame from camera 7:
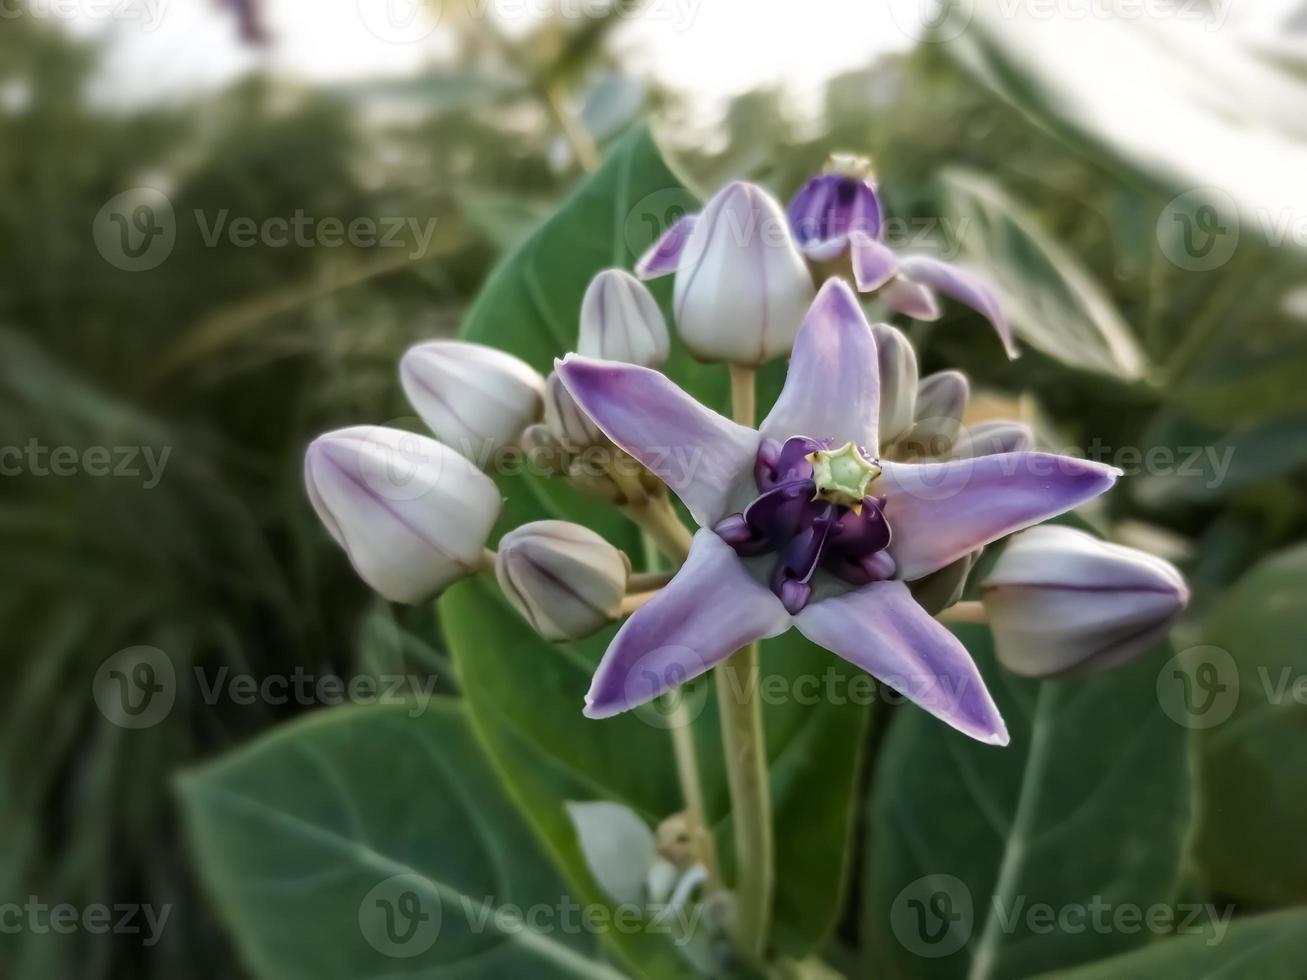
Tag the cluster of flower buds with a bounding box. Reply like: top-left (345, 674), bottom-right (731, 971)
top-left (301, 155), bottom-right (1189, 694)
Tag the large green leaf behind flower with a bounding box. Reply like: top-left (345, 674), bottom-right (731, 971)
top-left (861, 625), bottom-right (1189, 980)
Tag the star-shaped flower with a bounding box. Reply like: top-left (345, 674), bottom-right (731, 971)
top-left (557, 279), bottom-right (1120, 744)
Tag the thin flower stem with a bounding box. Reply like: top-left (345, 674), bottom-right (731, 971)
top-left (729, 363), bottom-right (756, 430)
top-left (622, 494), bottom-right (693, 565)
top-left (635, 529), bottom-right (721, 893)
top-left (627, 570), bottom-right (674, 592)
top-left (936, 600), bottom-right (987, 625)
top-left (717, 364), bottom-right (773, 963)
top-left (618, 589), bottom-right (660, 615)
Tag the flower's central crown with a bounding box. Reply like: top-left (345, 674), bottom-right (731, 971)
top-left (808, 442), bottom-right (880, 511)
top-left (713, 436), bottom-right (894, 614)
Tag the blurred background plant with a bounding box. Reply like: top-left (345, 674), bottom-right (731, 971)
top-left (4, 0), bottom-right (1307, 976)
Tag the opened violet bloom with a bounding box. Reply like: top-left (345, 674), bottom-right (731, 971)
top-left (787, 164), bottom-right (1020, 359)
top-left (557, 279), bottom-right (1121, 745)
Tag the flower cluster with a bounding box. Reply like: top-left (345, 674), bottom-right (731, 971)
top-left (304, 163), bottom-right (1188, 746)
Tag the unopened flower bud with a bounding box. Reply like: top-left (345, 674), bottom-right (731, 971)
top-left (400, 340), bottom-right (545, 464)
top-left (902, 370), bottom-right (969, 456)
top-left (519, 423), bottom-right (569, 477)
top-left (870, 323), bottom-right (918, 445)
top-left (673, 181), bottom-right (816, 364)
top-left (578, 269), bottom-right (670, 368)
top-left (952, 419), bottom-right (1034, 458)
top-left (982, 525), bottom-right (1189, 676)
top-left (544, 371), bottom-right (607, 453)
top-left (305, 426), bottom-right (500, 604)
top-left (496, 521), bottom-right (631, 641)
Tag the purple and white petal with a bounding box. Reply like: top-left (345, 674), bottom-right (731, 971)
top-left (880, 453), bottom-right (1121, 582)
top-left (795, 580), bottom-right (1008, 745)
top-left (880, 276), bottom-right (941, 321)
top-left (898, 255), bottom-right (1018, 359)
top-left (557, 355), bottom-right (760, 528)
top-left (634, 213), bottom-right (698, 280)
top-left (760, 279), bottom-right (881, 451)
top-left (850, 232), bottom-right (898, 293)
top-left (584, 531), bottom-right (792, 718)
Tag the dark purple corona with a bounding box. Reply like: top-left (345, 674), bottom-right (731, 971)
top-left (714, 436), bottom-right (895, 614)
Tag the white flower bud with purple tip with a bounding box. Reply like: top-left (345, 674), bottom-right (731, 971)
top-left (304, 426), bottom-right (501, 604)
top-left (496, 521), bottom-right (631, 641)
top-left (400, 340), bottom-right (545, 464)
top-left (641, 181), bottom-right (815, 365)
top-left (982, 525), bottom-right (1189, 677)
top-left (578, 269), bottom-right (670, 368)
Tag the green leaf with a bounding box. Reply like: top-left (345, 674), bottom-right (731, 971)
top-left (447, 126), bottom-right (870, 967)
top-left (178, 701), bottom-right (624, 980)
top-left (1032, 908), bottom-right (1307, 979)
top-left (939, 168), bottom-right (1148, 381)
top-left (1130, 410), bottom-right (1307, 507)
top-left (862, 625), bottom-right (1189, 980)
top-left (1193, 543), bottom-right (1307, 905)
